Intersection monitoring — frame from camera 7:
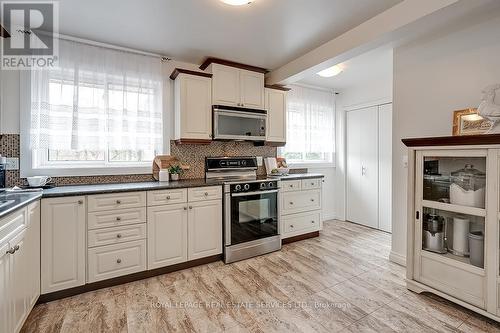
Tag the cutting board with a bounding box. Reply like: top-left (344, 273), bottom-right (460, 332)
top-left (152, 155), bottom-right (190, 181)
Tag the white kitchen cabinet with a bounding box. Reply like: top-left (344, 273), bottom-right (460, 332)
top-left (41, 196), bottom-right (86, 293)
top-left (172, 70), bottom-right (213, 141)
top-left (265, 87), bottom-right (287, 143)
top-left (147, 203), bottom-right (188, 269)
top-left (0, 205), bottom-right (39, 333)
top-left (208, 63), bottom-right (265, 109)
top-left (188, 200), bottom-right (222, 260)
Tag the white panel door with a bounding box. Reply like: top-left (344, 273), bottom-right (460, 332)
top-left (378, 104), bottom-right (393, 232)
top-left (41, 196), bottom-right (86, 293)
top-left (347, 106), bottom-right (379, 229)
top-left (212, 64), bottom-right (239, 107)
top-left (239, 70), bottom-right (265, 109)
top-left (187, 200), bottom-right (222, 260)
top-left (179, 74), bottom-right (212, 140)
top-left (265, 88), bottom-right (287, 143)
top-left (147, 204), bottom-right (188, 269)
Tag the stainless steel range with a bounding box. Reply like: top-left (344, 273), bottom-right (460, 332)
top-left (205, 157), bottom-right (281, 263)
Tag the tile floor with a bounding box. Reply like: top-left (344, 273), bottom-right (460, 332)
top-left (22, 220), bottom-right (500, 332)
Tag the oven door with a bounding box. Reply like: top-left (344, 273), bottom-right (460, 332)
top-left (227, 189), bottom-right (278, 246)
top-left (213, 108), bottom-right (267, 141)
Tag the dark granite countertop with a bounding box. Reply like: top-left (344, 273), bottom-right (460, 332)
top-left (0, 191), bottom-right (43, 219)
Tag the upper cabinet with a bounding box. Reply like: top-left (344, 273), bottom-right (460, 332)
top-left (171, 69), bottom-right (213, 143)
top-left (265, 86), bottom-right (288, 144)
top-left (200, 59), bottom-right (266, 110)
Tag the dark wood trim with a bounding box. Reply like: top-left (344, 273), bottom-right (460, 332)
top-left (174, 139), bottom-right (212, 145)
top-left (200, 57), bottom-right (268, 74)
top-left (265, 141), bottom-right (286, 147)
top-left (282, 231), bottom-right (320, 244)
top-left (170, 68), bottom-right (213, 80)
top-left (37, 254), bottom-right (222, 304)
top-left (402, 134), bottom-right (500, 147)
top-left (0, 24), bottom-right (10, 38)
top-left (265, 84), bottom-right (291, 92)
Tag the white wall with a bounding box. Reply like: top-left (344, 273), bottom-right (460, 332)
top-left (392, 12), bottom-right (500, 264)
top-left (334, 58), bottom-right (393, 221)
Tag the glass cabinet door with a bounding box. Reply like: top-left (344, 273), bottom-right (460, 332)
top-left (417, 152), bottom-right (487, 270)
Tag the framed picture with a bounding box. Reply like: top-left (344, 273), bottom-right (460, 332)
top-left (452, 108), bottom-right (492, 136)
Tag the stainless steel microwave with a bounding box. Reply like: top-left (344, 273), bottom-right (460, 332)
top-left (213, 105), bottom-right (267, 142)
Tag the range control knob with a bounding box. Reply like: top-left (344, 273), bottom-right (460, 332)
top-left (268, 182), bottom-right (274, 188)
top-left (243, 184), bottom-right (250, 191)
top-left (235, 184), bottom-right (242, 191)
top-left (260, 182), bottom-right (267, 189)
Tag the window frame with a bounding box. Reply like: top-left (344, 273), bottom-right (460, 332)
top-left (20, 70), bottom-right (168, 178)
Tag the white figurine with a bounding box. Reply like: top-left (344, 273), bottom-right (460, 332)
top-left (478, 84), bottom-right (500, 133)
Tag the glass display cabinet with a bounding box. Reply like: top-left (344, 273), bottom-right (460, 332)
top-left (403, 136), bottom-right (500, 322)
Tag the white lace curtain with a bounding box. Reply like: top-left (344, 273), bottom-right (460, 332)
top-left (29, 39), bottom-right (163, 152)
top-left (284, 84), bottom-right (335, 162)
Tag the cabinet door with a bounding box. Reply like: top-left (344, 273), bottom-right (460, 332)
top-left (188, 200), bottom-right (222, 260)
top-left (240, 70), bottom-right (265, 109)
top-left (41, 197), bottom-right (86, 293)
top-left (0, 242), bottom-right (11, 333)
top-left (26, 201), bottom-right (40, 310)
top-left (10, 228), bottom-right (28, 333)
top-left (147, 204), bottom-right (188, 269)
top-left (179, 74), bottom-right (212, 140)
top-left (212, 64), bottom-right (239, 107)
top-left (265, 88), bottom-right (287, 143)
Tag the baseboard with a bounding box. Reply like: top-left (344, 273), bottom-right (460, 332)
top-left (389, 251), bottom-right (406, 267)
top-left (322, 213), bottom-right (336, 221)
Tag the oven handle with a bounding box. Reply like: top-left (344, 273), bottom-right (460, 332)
top-left (231, 189), bottom-right (279, 197)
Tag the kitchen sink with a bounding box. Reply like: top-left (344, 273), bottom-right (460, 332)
top-left (0, 200), bottom-right (15, 209)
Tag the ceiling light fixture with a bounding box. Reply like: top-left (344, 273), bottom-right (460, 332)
top-left (317, 65), bottom-right (343, 78)
top-left (220, 0), bottom-right (253, 6)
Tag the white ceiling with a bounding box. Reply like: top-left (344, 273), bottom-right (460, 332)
top-left (298, 46), bottom-right (393, 91)
top-left (57, 0), bottom-right (402, 70)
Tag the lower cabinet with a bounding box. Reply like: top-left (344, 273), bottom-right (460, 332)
top-left (41, 196), bottom-right (86, 293)
top-left (147, 203), bottom-right (188, 269)
top-left (188, 200), bottom-right (222, 260)
top-left (0, 202), bottom-right (40, 333)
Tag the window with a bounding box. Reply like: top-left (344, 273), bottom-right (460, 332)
top-left (280, 84), bottom-right (335, 165)
top-left (21, 39), bottom-right (164, 177)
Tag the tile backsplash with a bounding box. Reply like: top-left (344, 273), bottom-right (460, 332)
top-left (0, 134), bottom-right (276, 187)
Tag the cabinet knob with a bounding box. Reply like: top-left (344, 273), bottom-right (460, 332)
top-left (204, 192), bottom-right (209, 196)
top-left (311, 220), bottom-right (315, 224)
top-left (183, 207), bottom-right (187, 210)
top-left (310, 198), bottom-right (315, 202)
top-left (189, 206), bottom-right (193, 210)
top-left (311, 182), bottom-right (314, 186)
top-left (289, 202), bottom-right (294, 205)
top-left (116, 217), bottom-right (121, 221)
top-left (116, 258), bottom-right (122, 264)
top-left (166, 195), bottom-right (171, 200)
top-left (78, 200), bottom-right (83, 205)
top-left (6, 247), bottom-right (15, 255)
top-left (116, 234), bottom-right (122, 238)
top-left (289, 184), bottom-right (293, 188)
top-left (116, 200), bottom-right (122, 204)
top-left (13, 245), bottom-right (19, 252)
top-left (290, 225), bottom-right (294, 228)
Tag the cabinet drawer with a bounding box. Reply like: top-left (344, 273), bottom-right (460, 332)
top-left (281, 180), bottom-right (301, 192)
top-left (282, 211), bottom-right (321, 235)
top-left (87, 192), bottom-right (146, 212)
top-left (0, 208), bottom-right (27, 246)
top-left (188, 186), bottom-right (222, 202)
top-left (88, 224), bottom-right (146, 248)
top-left (87, 240), bottom-right (146, 283)
top-left (147, 188), bottom-right (187, 206)
top-left (88, 207), bottom-right (146, 230)
top-left (301, 178), bottom-right (321, 190)
top-left (282, 189), bottom-right (321, 214)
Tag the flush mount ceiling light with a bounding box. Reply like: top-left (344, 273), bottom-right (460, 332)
top-left (220, 0), bottom-right (253, 5)
top-left (317, 65), bottom-right (343, 78)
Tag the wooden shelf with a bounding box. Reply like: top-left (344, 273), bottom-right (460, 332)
top-left (403, 134), bottom-right (500, 147)
top-left (421, 250), bottom-right (485, 276)
top-left (422, 200), bottom-right (486, 217)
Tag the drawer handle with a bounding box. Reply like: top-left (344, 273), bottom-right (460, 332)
top-left (116, 258), bottom-right (122, 264)
top-left (116, 217), bottom-right (121, 221)
top-left (204, 192), bottom-right (209, 196)
top-left (116, 234), bottom-right (122, 239)
top-left (6, 247), bottom-right (15, 255)
top-left (78, 200), bottom-right (84, 205)
top-left (166, 195), bottom-right (171, 200)
top-left (116, 200), bottom-right (122, 204)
